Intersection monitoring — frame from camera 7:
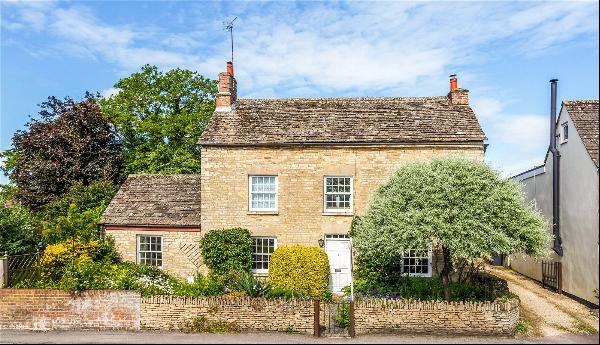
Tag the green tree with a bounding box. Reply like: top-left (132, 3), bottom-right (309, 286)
top-left (101, 65), bottom-right (217, 174)
top-left (351, 158), bottom-right (550, 300)
top-left (41, 181), bottom-right (118, 222)
top-left (0, 197), bottom-right (39, 254)
top-left (1, 93), bottom-right (123, 209)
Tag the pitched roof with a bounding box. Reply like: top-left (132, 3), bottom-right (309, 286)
top-left (199, 97), bottom-right (486, 146)
top-left (564, 100), bottom-right (599, 167)
top-left (100, 174), bottom-right (201, 227)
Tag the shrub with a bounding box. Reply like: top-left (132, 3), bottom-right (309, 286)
top-left (229, 271), bottom-right (271, 297)
top-left (0, 197), bottom-right (39, 255)
top-left (200, 228), bottom-right (253, 275)
top-left (171, 273), bottom-right (226, 297)
top-left (268, 246), bottom-right (330, 299)
top-left (41, 203), bottom-right (105, 246)
top-left (41, 181), bottom-right (118, 222)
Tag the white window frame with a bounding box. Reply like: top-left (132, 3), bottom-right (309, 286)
top-left (248, 175), bottom-right (278, 212)
top-left (137, 235), bottom-right (163, 268)
top-left (400, 249), bottom-right (433, 277)
top-left (561, 122), bottom-right (569, 144)
top-left (251, 237), bottom-right (277, 274)
top-left (323, 176), bottom-right (353, 213)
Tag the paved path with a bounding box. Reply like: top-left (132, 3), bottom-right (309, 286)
top-left (0, 330), bottom-right (598, 344)
top-left (487, 266), bottom-right (599, 336)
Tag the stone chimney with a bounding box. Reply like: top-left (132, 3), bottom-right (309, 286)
top-left (216, 61), bottom-right (237, 111)
top-left (448, 74), bottom-right (469, 106)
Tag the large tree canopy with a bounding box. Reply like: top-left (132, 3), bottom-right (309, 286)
top-left (101, 65), bottom-right (217, 174)
top-left (2, 93), bottom-right (123, 209)
top-left (351, 158), bottom-right (550, 299)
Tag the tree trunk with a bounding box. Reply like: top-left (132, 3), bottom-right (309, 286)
top-left (441, 246), bottom-right (452, 301)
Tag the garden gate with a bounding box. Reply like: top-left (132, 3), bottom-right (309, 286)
top-left (314, 300), bottom-right (355, 338)
top-left (7, 252), bottom-right (40, 286)
top-left (541, 260), bottom-right (562, 294)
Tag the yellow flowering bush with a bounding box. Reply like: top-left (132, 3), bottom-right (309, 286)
top-left (268, 246), bottom-right (330, 299)
top-left (38, 238), bottom-right (101, 280)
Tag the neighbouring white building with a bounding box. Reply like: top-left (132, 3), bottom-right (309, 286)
top-left (511, 98), bottom-right (598, 306)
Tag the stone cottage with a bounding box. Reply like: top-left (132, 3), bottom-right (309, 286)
top-left (100, 63), bottom-right (486, 290)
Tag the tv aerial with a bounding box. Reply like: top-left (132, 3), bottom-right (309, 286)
top-left (223, 17), bottom-right (238, 63)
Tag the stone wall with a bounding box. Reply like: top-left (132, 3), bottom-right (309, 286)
top-left (0, 289), bottom-right (140, 331)
top-left (354, 297), bottom-right (520, 336)
top-left (105, 227), bottom-right (204, 279)
top-left (141, 296), bottom-right (315, 334)
top-left (201, 145), bottom-right (484, 247)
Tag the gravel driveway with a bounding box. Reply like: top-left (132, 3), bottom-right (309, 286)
top-left (487, 266), bottom-right (599, 337)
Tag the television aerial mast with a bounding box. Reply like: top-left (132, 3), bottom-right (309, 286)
top-left (223, 17), bottom-right (238, 63)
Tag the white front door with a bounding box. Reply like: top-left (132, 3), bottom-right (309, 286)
top-left (325, 237), bottom-right (352, 293)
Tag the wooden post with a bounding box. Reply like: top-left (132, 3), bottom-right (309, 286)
top-left (0, 252), bottom-right (8, 288)
top-left (313, 300), bottom-right (320, 337)
top-left (557, 262), bottom-right (563, 294)
top-left (349, 301), bottom-right (355, 337)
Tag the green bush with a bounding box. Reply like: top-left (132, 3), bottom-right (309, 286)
top-left (265, 287), bottom-right (309, 299)
top-left (268, 246), bottom-right (330, 299)
top-left (229, 271), bottom-right (271, 297)
top-left (0, 196), bottom-right (39, 255)
top-left (345, 276), bottom-right (494, 301)
top-left (171, 273), bottom-right (226, 297)
top-left (200, 228), bottom-right (253, 275)
top-left (41, 181), bottom-right (118, 223)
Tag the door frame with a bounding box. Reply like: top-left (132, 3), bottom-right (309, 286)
top-left (324, 234), bottom-right (352, 293)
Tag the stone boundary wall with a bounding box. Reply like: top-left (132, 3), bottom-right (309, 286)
top-left (0, 289), bottom-right (140, 331)
top-left (354, 297), bottom-right (520, 335)
top-left (141, 296), bottom-right (315, 334)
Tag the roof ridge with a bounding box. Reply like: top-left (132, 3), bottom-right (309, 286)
top-left (563, 99), bottom-right (599, 104)
top-left (237, 96), bottom-right (449, 102)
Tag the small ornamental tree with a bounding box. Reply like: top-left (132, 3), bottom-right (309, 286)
top-left (199, 228), bottom-right (253, 275)
top-left (351, 158), bottom-right (550, 300)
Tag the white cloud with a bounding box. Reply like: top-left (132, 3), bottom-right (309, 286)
top-left (100, 87), bottom-right (120, 99)
top-left (3, 1), bottom-right (597, 96)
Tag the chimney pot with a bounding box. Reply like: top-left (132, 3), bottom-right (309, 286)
top-left (227, 61), bottom-right (234, 76)
top-left (449, 74), bottom-right (458, 91)
top-left (447, 74), bottom-right (469, 106)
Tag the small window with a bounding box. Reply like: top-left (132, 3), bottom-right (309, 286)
top-left (252, 237), bottom-right (277, 273)
top-left (138, 235), bottom-right (163, 267)
top-left (401, 249), bottom-right (432, 277)
top-left (561, 122), bottom-right (569, 143)
top-left (249, 176), bottom-right (278, 211)
top-left (324, 176), bottom-right (353, 212)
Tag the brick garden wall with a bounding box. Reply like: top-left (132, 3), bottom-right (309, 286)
top-left (0, 289), bottom-right (140, 331)
top-left (354, 297), bottom-right (520, 336)
top-left (141, 296), bottom-right (315, 334)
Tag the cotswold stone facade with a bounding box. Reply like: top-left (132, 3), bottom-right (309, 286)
top-left (101, 62), bottom-right (486, 280)
top-left (107, 228), bottom-right (203, 279)
top-left (200, 145), bottom-right (484, 247)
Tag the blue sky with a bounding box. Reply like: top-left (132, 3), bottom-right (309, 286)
top-left (1, 0), bottom-right (599, 185)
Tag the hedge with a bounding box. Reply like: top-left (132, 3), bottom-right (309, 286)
top-left (200, 228), bottom-right (253, 275)
top-left (268, 245), bottom-right (330, 299)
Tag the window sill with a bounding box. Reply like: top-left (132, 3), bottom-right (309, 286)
top-left (247, 211), bottom-right (279, 215)
top-left (560, 140), bottom-right (568, 145)
top-left (322, 212), bottom-right (354, 216)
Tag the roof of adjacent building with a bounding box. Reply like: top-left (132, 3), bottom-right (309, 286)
top-left (198, 96), bottom-right (486, 146)
top-left (564, 100), bottom-right (599, 167)
top-left (100, 174), bottom-right (201, 227)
